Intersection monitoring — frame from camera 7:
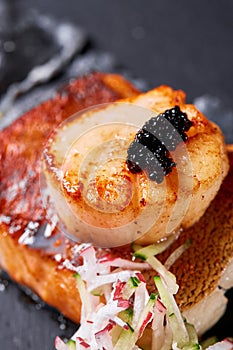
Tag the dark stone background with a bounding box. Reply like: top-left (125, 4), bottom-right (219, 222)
top-left (0, 0), bottom-right (232, 349)
top-left (22, 0), bottom-right (233, 107)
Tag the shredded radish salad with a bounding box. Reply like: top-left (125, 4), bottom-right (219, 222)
top-left (55, 242), bottom-right (233, 350)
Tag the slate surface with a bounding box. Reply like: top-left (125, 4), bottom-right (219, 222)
top-left (0, 1), bottom-right (232, 349)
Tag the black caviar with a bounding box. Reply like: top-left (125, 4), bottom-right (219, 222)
top-left (126, 106), bottom-right (193, 183)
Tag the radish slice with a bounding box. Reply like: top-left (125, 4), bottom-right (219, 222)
top-left (152, 299), bottom-right (169, 350)
top-left (95, 328), bottom-right (114, 350)
top-left (99, 257), bottom-right (151, 270)
top-left (55, 337), bottom-right (69, 350)
top-left (206, 339), bottom-right (233, 350)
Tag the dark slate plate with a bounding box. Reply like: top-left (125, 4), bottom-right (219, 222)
top-left (0, 1), bottom-right (232, 349)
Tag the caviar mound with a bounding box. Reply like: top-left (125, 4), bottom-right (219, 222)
top-left (126, 106), bottom-right (193, 183)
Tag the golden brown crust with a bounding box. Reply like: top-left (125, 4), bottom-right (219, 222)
top-left (124, 84), bottom-right (186, 109)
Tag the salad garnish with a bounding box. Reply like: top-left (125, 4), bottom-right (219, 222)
top-left (55, 241), bottom-right (229, 350)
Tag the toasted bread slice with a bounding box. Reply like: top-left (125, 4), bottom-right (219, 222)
top-left (0, 74), bottom-right (232, 337)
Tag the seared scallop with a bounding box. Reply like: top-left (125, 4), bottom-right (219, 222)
top-left (43, 86), bottom-right (229, 246)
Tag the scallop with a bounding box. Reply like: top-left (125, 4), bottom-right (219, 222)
top-left (41, 86), bottom-right (229, 247)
